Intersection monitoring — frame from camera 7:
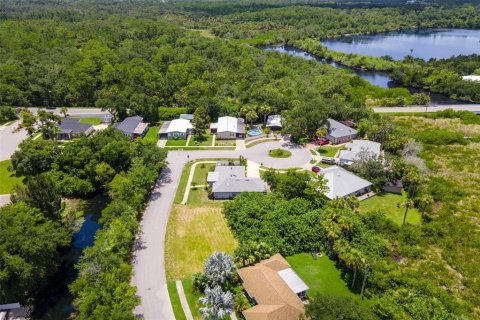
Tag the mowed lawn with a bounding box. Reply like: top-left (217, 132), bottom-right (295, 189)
top-left (188, 132), bottom-right (213, 146)
top-left (359, 192), bottom-right (421, 225)
top-left (142, 125), bottom-right (160, 143)
top-left (0, 160), bottom-right (23, 194)
top-left (287, 253), bottom-right (361, 302)
top-left (78, 117), bottom-right (102, 125)
top-left (166, 139), bottom-right (187, 146)
top-left (165, 204), bottom-right (237, 280)
top-left (317, 145), bottom-right (343, 157)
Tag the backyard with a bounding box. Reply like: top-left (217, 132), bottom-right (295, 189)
top-left (359, 192), bottom-right (421, 225)
top-left (77, 117), bottom-right (103, 125)
top-left (0, 160), bottom-right (23, 194)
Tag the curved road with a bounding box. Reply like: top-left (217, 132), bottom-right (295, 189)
top-left (131, 139), bottom-right (311, 320)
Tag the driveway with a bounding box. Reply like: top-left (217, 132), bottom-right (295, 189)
top-left (0, 121), bottom-right (27, 161)
top-left (132, 140), bottom-right (311, 319)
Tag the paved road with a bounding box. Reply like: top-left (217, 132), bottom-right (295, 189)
top-left (28, 107), bottom-right (108, 118)
top-left (0, 194), bottom-right (11, 207)
top-left (0, 121), bottom-right (27, 161)
top-left (374, 104), bottom-right (480, 113)
top-left (132, 139), bottom-right (311, 319)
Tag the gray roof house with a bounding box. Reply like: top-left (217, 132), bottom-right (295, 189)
top-left (207, 164), bottom-right (266, 199)
top-left (113, 116), bottom-right (149, 139)
top-left (56, 118), bottom-right (94, 140)
top-left (338, 140), bottom-right (381, 166)
top-left (320, 166), bottom-right (372, 199)
top-left (212, 116), bottom-right (246, 139)
top-left (326, 119), bottom-right (358, 144)
top-left (266, 115), bottom-right (282, 130)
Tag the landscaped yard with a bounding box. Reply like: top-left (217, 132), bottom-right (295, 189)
top-left (215, 139), bottom-right (235, 146)
top-left (188, 133), bottom-right (213, 146)
top-left (359, 192), bottom-right (421, 225)
top-left (166, 139), bottom-right (187, 146)
top-left (77, 117), bottom-right (102, 125)
top-left (0, 160), bottom-right (23, 194)
top-left (268, 148), bottom-right (292, 158)
top-left (317, 145), bottom-right (343, 158)
top-left (287, 253), bottom-right (362, 302)
top-left (142, 125), bottom-right (160, 143)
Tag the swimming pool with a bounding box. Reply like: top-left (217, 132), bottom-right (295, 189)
top-left (248, 126), bottom-right (263, 137)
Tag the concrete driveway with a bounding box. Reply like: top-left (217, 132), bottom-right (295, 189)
top-left (132, 139), bottom-right (311, 320)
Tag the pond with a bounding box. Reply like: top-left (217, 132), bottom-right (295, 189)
top-left (321, 29), bottom-right (480, 61)
top-left (33, 196), bottom-right (106, 320)
top-left (264, 44), bottom-right (468, 104)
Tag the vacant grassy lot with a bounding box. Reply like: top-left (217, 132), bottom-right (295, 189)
top-left (78, 117), bottom-right (102, 125)
top-left (359, 192), bottom-right (421, 225)
top-left (166, 139), bottom-right (187, 146)
top-left (287, 253), bottom-right (362, 302)
top-left (188, 133), bottom-right (213, 146)
top-left (165, 204), bottom-right (237, 280)
top-left (317, 145), bottom-right (343, 158)
top-left (142, 125), bottom-right (159, 143)
top-left (0, 160), bottom-right (23, 194)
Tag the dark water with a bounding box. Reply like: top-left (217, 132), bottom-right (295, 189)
top-left (34, 197), bottom-right (105, 320)
top-left (264, 45), bottom-right (466, 104)
top-left (322, 29), bottom-right (480, 61)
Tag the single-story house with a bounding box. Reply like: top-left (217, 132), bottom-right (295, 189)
top-left (326, 118), bottom-right (358, 144)
top-left (113, 116), bottom-right (149, 139)
top-left (266, 114), bottom-right (282, 131)
top-left (207, 164), bottom-right (265, 199)
top-left (158, 118), bottom-right (193, 140)
top-left (212, 116), bottom-right (245, 139)
top-left (238, 254), bottom-right (308, 320)
top-left (56, 118), bottom-right (94, 140)
top-left (338, 140), bottom-right (381, 166)
top-left (384, 179), bottom-right (403, 194)
top-left (320, 166), bottom-right (373, 199)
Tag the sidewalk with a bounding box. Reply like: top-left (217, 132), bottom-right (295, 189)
top-left (176, 280), bottom-right (194, 320)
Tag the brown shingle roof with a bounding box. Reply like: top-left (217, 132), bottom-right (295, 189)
top-left (238, 254), bottom-right (306, 320)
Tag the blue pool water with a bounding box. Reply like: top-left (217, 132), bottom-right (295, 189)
top-left (248, 126), bottom-right (263, 137)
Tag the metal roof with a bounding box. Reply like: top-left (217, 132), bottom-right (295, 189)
top-left (166, 119), bottom-right (192, 133)
top-left (266, 115), bottom-right (282, 128)
top-left (278, 268), bottom-right (309, 294)
top-left (320, 166), bottom-right (372, 199)
top-left (339, 140), bottom-right (381, 162)
top-left (327, 118), bottom-right (357, 138)
top-left (217, 116), bottom-right (244, 134)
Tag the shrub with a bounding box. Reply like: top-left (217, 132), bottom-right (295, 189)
top-left (415, 129), bottom-right (466, 145)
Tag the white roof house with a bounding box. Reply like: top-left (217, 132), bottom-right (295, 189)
top-left (278, 268), bottom-right (309, 294)
top-left (207, 164), bottom-right (266, 198)
top-left (217, 116), bottom-right (243, 133)
top-left (166, 118), bottom-right (193, 134)
top-left (266, 115), bottom-right (282, 129)
top-left (462, 75), bottom-right (480, 82)
top-left (320, 166), bottom-right (372, 199)
top-left (339, 140), bottom-right (381, 165)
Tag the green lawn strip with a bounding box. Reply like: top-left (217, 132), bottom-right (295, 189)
top-left (166, 139), bottom-right (187, 147)
top-left (76, 117), bottom-right (102, 125)
top-left (192, 163), bottom-right (216, 186)
top-left (246, 137), bottom-right (279, 148)
top-left (358, 192), bottom-right (421, 226)
top-left (317, 145), bottom-right (343, 158)
top-left (0, 119), bottom-right (17, 126)
top-left (0, 160), bottom-right (23, 194)
top-left (287, 253), bottom-right (363, 303)
top-left (142, 125), bottom-right (160, 143)
top-left (268, 148), bottom-right (292, 158)
top-left (182, 278), bottom-right (202, 319)
top-left (215, 139), bottom-right (236, 146)
top-left (167, 281), bottom-right (187, 320)
top-left (188, 133), bottom-right (213, 146)
top-left (166, 146), bottom-right (235, 150)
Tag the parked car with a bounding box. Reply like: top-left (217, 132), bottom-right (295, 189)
top-left (311, 166), bottom-right (321, 173)
top-left (316, 138), bottom-right (329, 146)
top-left (321, 157), bottom-right (336, 165)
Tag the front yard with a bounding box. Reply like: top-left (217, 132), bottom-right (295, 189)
top-left (317, 145), bottom-right (343, 158)
top-left (215, 139), bottom-right (235, 146)
top-left (142, 125), bottom-right (160, 143)
top-left (359, 192), bottom-right (421, 225)
top-left (0, 160), bottom-right (23, 194)
top-left (166, 139), bottom-right (187, 146)
top-left (188, 132), bottom-right (213, 146)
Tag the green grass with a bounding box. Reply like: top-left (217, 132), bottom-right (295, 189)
top-left (77, 117), bottom-right (102, 125)
top-left (189, 133), bottom-right (213, 146)
top-left (192, 163), bottom-right (216, 186)
top-left (359, 192), bottom-right (421, 225)
top-left (166, 139), bottom-right (187, 146)
top-left (166, 146), bottom-right (235, 150)
top-left (287, 253), bottom-right (362, 302)
top-left (143, 125), bottom-right (160, 143)
top-left (167, 281), bottom-right (187, 320)
top-left (246, 137), bottom-right (279, 148)
top-left (215, 139), bottom-right (235, 146)
top-left (182, 278), bottom-right (202, 319)
top-left (317, 146), bottom-right (343, 158)
top-left (0, 160), bottom-right (23, 194)
top-left (268, 148), bottom-right (292, 158)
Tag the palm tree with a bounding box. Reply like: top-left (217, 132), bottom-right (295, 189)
top-left (258, 104), bottom-right (272, 125)
top-left (60, 107), bottom-right (68, 118)
top-left (399, 198), bottom-right (415, 226)
top-left (204, 252), bottom-right (236, 286)
top-left (360, 264), bottom-right (369, 299)
top-left (199, 285), bottom-right (234, 320)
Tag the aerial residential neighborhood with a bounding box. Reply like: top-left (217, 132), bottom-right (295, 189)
top-left (1, 1), bottom-right (480, 320)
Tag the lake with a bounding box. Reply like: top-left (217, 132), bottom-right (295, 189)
top-left (321, 29), bottom-right (480, 61)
